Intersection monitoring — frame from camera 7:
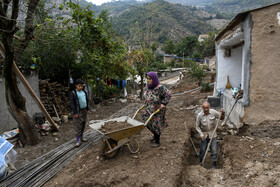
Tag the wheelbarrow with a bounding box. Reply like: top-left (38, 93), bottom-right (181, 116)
top-left (89, 105), bottom-right (159, 159)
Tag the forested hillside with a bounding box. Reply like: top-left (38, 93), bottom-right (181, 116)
top-left (205, 0), bottom-right (280, 18)
top-left (92, 0), bottom-right (145, 16)
top-left (119, 0), bottom-right (280, 18)
top-left (111, 0), bottom-right (215, 45)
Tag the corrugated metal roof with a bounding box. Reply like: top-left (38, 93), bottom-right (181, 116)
top-left (215, 2), bottom-right (280, 41)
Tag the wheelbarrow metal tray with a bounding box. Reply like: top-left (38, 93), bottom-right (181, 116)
top-left (89, 116), bottom-right (144, 141)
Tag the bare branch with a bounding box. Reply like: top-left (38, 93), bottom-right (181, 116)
top-left (4, 0), bottom-right (12, 14)
top-left (11, 0), bottom-right (19, 27)
top-left (0, 2), bottom-right (5, 17)
top-left (15, 0), bottom-right (40, 61)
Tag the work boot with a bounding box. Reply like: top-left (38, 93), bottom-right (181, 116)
top-left (151, 142), bottom-right (160, 148)
top-left (212, 161), bottom-right (217, 169)
top-left (75, 141), bottom-right (81, 148)
top-left (81, 137), bottom-right (88, 142)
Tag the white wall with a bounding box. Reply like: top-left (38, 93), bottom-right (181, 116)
top-left (216, 46), bottom-right (243, 90)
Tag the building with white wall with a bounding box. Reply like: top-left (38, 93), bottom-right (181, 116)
top-left (215, 2), bottom-right (280, 127)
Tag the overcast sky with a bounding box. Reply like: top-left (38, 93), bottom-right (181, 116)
top-left (86, 0), bottom-right (113, 6)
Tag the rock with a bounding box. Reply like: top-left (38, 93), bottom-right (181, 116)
top-left (54, 138), bottom-right (58, 142)
top-left (52, 117), bottom-right (61, 123)
top-left (52, 132), bottom-right (57, 136)
top-left (273, 142), bottom-right (280, 146)
top-left (132, 155), bottom-right (139, 159)
top-left (119, 99), bottom-right (127, 103)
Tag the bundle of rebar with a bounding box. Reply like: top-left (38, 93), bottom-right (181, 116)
top-left (0, 129), bottom-right (102, 187)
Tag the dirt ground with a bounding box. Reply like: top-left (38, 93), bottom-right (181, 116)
top-left (14, 101), bottom-right (129, 168)
top-left (184, 122), bottom-right (280, 186)
top-left (14, 74), bottom-right (280, 186)
top-left (46, 84), bottom-right (212, 186)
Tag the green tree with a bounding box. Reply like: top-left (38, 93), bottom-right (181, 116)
top-left (131, 48), bottom-right (154, 98)
top-left (188, 62), bottom-right (207, 85)
top-left (162, 40), bottom-right (175, 54)
top-left (200, 32), bottom-right (216, 57)
top-left (65, 3), bottom-right (130, 83)
top-left (175, 35), bottom-right (199, 57)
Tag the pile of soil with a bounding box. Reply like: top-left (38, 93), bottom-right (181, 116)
top-left (99, 121), bottom-right (132, 133)
top-left (181, 121), bottom-right (280, 186)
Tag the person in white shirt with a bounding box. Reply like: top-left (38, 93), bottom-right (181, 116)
top-left (196, 101), bottom-right (224, 169)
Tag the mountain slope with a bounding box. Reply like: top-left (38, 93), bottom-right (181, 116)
top-left (92, 0), bottom-right (145, 16)
top-left (111, 0), bottom-right (215, 44)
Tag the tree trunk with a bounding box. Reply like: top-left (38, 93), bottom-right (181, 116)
top-left (140, 74), bottom-right (144, 100)
top-left (2, 32), bottom-right (39, 145)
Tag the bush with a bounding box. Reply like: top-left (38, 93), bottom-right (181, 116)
top-left (188, 62), bottom-right (207, 84)
top-left (100, 85), bottom-right (120, 100)
top-left (201, 82), bottom-right (213, 92)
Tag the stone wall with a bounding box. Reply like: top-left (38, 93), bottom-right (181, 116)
top-left (244, 4), bottom-right (280, 124)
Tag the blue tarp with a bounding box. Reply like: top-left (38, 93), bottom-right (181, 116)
top-left (0, 137), bottom-right (13, 168)
top-left (0, 129), bottom-right (19, 140)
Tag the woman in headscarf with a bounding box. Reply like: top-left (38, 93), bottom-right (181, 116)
top-left (142, 72), bottom-right (171, 147)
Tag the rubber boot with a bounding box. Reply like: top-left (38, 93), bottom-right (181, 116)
top-left (75, 136), bottom-right (81, 148)
top-left (151, 134), bottom-right (160, 148)
top-left (212, 161), bottom-right (217, 169)
top-left (81, 134), bottom-right (88, 142)
top-left (150, 135), bottom-right (155, 143)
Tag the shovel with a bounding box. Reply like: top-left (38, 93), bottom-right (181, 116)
top-left (201, 91), bottom-right (243, 167)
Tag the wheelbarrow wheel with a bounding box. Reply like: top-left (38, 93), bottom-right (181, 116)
top-left (101, 139), bottom-right (120, 159)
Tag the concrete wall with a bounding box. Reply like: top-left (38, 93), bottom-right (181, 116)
top-left (0, 71), bottom-right (41, 133)
top-left (240, 15), bottom-right (253, 107)
top-left (222, 91), bottom-right (244, 128)
top-left (215, 14), bottom-right (252, 127)
top-left (244, 4), bottom-right (280, 124)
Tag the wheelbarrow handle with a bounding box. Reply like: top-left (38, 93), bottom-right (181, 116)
top-left (132, 105), bottom-right (146, 119)
top-left (144, 109), bottom-right (160, 127)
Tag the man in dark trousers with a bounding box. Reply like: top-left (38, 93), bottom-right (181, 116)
top-left (196, 101), bottom-right (224, 169)
top-left (70, 79), bottom-right (90, 147)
